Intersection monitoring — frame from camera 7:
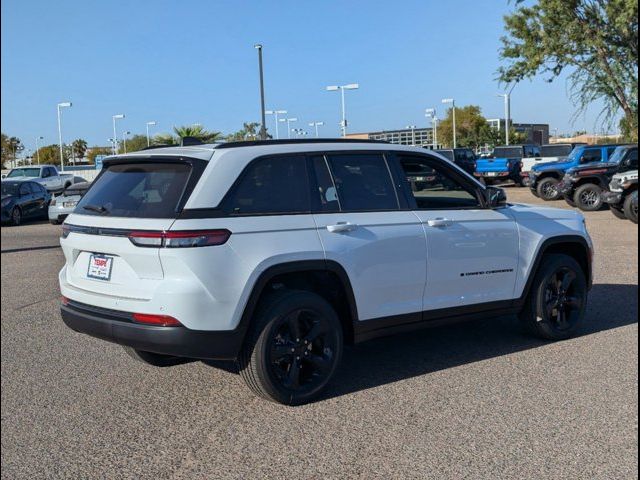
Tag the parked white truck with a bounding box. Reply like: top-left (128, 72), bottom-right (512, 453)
top-left (2, 165), bottom-right (75, 193)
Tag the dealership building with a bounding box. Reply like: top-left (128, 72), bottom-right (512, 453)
top-left (346, 120), bottom-right (550, 147)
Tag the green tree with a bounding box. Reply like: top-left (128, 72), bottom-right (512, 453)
top-left (1, 133), bottom-right (11, 168)
top-left (153, 124), bottom-right (223, 145)
top-left (86, 146), bottom-right (112, 164)
top-left (119, 134), bottom-right (149, 154)
top-left (71, 139), bottom-right (88, 160)
top-left (32, 144), bottom-right (68, 166)
top-left (498, 0), bottom-right (638, 141)
top-left (226, 122), bottom-right (261, 141)
top-left (437, 106), bottom-right (494, 148)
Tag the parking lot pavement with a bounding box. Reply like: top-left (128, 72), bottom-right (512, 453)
top-left (1, 189), bottom-right (637, 479)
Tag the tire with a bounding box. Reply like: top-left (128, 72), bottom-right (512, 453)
top-left (121, 346), bottom-right (181, 367)
top-left (10, 207), bottom-right (22, 226)
top-left (573, 183), bottom-right (604, 211)
top-left (50, 219), bottom-right (61, 225)
top-left (530, 188), bottom-right (540, 198)
top-left (536, 177), bottom-right (562, 201)
top-left (623, 190), bottom-right (638, 224)
top-left (519, 254), bottom-right (588, 341)
top-left (610, 205), bottom-right (627, 220)
top-left (239, 290), bottom-right (343, 405)
top-left (563, 196), bottom-right (577, 208)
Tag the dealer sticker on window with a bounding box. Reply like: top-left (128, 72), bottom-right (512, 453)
top-left (87, 254), bottom-right (114, 281)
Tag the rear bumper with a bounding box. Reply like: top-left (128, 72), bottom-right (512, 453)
top-left (60, 300), bottom-right (243, 360)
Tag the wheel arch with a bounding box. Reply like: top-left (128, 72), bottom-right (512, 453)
top-left (236, 260), bottom-right (359, 348)
top-left (519, 235), bottom-right (593, 305)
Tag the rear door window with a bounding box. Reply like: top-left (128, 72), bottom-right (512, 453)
top-left (76, 162), bottom-right (193, 218)
top-left (225, 155), bottom-right (309, 215)
top-left (581, 149), bottom-right (602, 163)
top-left (326, 153), bottom-right (399, 211)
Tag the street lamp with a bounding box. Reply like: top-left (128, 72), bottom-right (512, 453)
top-left (308, 121), bottom-right (324, 138)
top-left (122, 131), bottom-right (131, 153)
top-left (146, 121), bottom-right (157, 146)
top-left (326, 83), bottom-right (359, 137)
top-left (254, 44), bottom-right (267, 140)
top-left (112, 114), bottom-right (125, 154)
top-left (497, 84), bottom-right (516, 145)
top-left (406, 125), bottom-right (417, 146)
top-left (57, 101), bottom-right (72, 172)
top-left (35, 136), bottom-right (44, 165)
top-left (265, 110), bottom-right (287, 139)
top-left (441, 98), bottom-right (456, 148)
top-left (279, 117), bottom-right (298, 139)
top-left (425, 108), bottom-right (438, 149)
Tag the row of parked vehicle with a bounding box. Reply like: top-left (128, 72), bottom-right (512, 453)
top-left (1, 165), bottom-right (89, 226)
top-left (435, 143), bottom-right (638, 223)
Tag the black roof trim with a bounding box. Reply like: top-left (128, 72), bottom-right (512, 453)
top-left (214, 138), bottom-right (389, 149)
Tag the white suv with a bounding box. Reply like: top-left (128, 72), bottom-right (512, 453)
top-left (59, 140), bottom-right (594, 404)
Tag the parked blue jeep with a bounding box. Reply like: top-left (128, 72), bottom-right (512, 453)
top-left (529, 144), bottom-right (622, 200)
top-left (475, 144), bottom-right (540, 186)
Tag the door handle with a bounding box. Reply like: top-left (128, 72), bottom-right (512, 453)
top-left (427, 218), bottom-right (454, 228)
top-left (327, 222), bottom-right (358, 233)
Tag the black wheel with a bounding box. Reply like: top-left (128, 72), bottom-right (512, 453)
top-left (574, 183), bottom-right (604, 211)
top-left (530, 188), bottom-right (540, 198)
top-left (536, 177), bottom-right (562, 201)
top-left (624, 190), bottom-right (638, 224)
top-left (10, 207), bottom-right (22, 226)
top-left (610, 205), bottom-right (627, 220)
top-left (121, 346), bottom-right (181, 367)
top-left (520, 254), bottom-right (587, 341)
top-left (239, 290), bottom-right (343, 405)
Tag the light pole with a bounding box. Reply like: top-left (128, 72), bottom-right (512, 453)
top-left (279, 117), bottom-right (298, 139)
top-left (308, 121), bottom-right (324, 138)
top-left (57, 102), bottom-right (72, 172)
top-left (497, 84), bottom-right (516, 145)
top-left (406, 125), bottom-right (417, 146)
top-left (265, 110), bottom-right (287, 139)
top-left (35, 136), bottom-right (44, 165)
top-left (326, 83), bottom-right (359, 137)
top-left (112, 114), bottom-right (125, 154)
top-left (254, 44), bottom-right (267, 140)
top-left (425, 108), bottom-right (438, 149)
top-left (146, 121), bottom-right (157, 146)
top-left (122, 131), bottom-right (131, 153)
top-left (441, 98), bottom-right (456, 148)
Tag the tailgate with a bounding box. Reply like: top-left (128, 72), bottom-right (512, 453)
top-left (476, 158), bottom-right (510, 173)
top-left (61, 216), bottom-right (175, 300)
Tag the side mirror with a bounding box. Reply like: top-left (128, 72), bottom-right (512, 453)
top-left (1, 174), bottom-right (6, 179)
top-left (485, 186), bottom-right (507, 208)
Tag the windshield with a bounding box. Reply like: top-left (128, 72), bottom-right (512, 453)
top-left (1, 183), bottom-right (20, 196)
top-left (607, 146), bottom-right (629, 164)
top-left (7, 168), bottom-right (41, 178)
top-left (541, 145), bottom-right (572, 157)
top-left (76, 162), bottom-right (193, 218)
top-left (492, 147), bottom-right (523, 158)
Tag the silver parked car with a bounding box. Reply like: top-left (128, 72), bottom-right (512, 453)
top-left (48, 182), bottom-right (90, 224)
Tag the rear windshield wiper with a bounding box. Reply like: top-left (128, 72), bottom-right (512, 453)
top-left (82, 204), bottom-right (109, 214)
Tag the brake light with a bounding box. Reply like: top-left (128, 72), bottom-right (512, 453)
top-left (61, 296), bottom-right (70, 306)
top-left (128, 229), bottom-right (231, 248)
top-left (61, 224), bottom-right (71, 238)
top-left (132, 313), bottom-right (182, 327)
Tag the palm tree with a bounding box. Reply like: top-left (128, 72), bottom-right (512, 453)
top-left (173, 124), bottom-right (223, 143)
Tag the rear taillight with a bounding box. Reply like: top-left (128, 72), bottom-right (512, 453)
top-left (132, 313), bottom-right (182, 327)
top-left (128, 229), bottom-right (231, 248)
top-left (61, 296), bottom-right (70, 306)
top-left (61, 224), bottom-right (71, 238)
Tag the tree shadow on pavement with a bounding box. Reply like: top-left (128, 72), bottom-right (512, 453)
top-left (323, 283), bottom-right (638, 401)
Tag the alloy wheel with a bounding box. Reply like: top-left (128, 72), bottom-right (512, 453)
top-left (543, 267), bottom-right (583, 331)
top-left (579, 189), bottom-right (600, 208)
top-left (269, 309), bottom-right (338, 391)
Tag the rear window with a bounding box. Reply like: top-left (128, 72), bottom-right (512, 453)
top-left (492, 147), bottom-right (523, 158)
top-left (541, 145), bottom-right (572, 157)
top-left (76, 162), bottom-right (192, 218)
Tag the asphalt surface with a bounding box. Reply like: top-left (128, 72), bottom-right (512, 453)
top-left (1, 189), bottom-right (638, 479)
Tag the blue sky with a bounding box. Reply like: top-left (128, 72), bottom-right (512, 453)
top-left (1, 0), bottom-right (612, 151)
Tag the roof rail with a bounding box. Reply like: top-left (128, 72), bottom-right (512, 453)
top-left (140, 144), bottom-right (179, 151)
top-left (214, 138), bottom-right (389, 149)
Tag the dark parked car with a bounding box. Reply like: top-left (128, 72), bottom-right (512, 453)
top-left (1, 180), bottom-right (52, 226)
top-left (557, 144), bottom-right (638, 211)
top-left (434, 148), bottom-right (477, 176)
